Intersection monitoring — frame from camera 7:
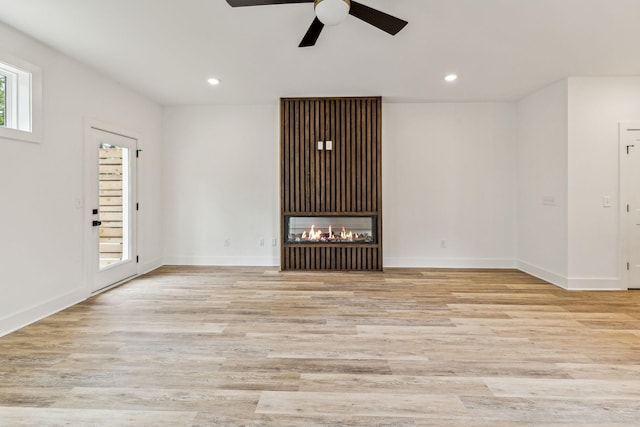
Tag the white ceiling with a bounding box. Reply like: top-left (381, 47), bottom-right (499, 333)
top-left (1, 0), bottom-right (640, 106)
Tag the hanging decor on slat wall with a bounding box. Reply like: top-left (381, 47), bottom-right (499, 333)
top-left (280, 96), bottom-right (382, 271)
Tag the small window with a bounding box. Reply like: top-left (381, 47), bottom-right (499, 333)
top-left (0, 55), bottom-right (42, 143)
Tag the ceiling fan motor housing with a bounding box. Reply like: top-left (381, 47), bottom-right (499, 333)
top-left (314, 0), bottom-right (351, 26)
top-left (226, 0), bottom-right (407, 48)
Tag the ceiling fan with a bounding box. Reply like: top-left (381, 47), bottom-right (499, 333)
top-left (226, 0), bottom-right (408, 47)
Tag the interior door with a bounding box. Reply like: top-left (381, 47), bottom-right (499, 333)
top-left (622, 125), bottom-right (640, 289)
top-left (86, 127), bottom-right (137, 293)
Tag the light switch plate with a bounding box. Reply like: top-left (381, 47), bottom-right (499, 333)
top-left (317, 141), bottom-right (323, 150)
top-left (326, 140), bottom-right (333, 150)
top-left (543, 196), bottom-right (556, 206)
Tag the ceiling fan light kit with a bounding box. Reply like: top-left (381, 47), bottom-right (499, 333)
top-left (226, 0), bottom-right (408, 47)
top-left (314, 0), bottom-right (350, 26)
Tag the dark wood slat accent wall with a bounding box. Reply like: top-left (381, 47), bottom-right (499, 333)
top-left (281, 97), bottom-right (382, 271)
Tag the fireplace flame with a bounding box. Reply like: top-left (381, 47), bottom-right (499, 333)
top-left (298, 224), bottom-right (360, 242)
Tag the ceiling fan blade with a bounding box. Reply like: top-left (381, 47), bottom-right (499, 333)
top-left (349, 1), bottom-right (408, 35)
top-left (226, 0), bottom-right (312, 6)
top-left (299, 17), bottom-right (324, 47)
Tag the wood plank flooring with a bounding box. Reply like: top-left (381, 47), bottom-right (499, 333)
top-left (1, 267), bottom-right (640, 426)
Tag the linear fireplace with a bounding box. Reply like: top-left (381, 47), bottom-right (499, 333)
top-left (286, 216), bottom-right (377, 244)
top-left (281, 96), bottom-right (382, 271)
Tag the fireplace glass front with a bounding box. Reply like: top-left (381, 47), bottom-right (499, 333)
top-left (286, 216), bottom-right (376, 244)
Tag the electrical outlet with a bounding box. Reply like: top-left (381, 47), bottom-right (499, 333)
top-left (260, 238), bottom-right (265, 246)
top-left (224, 238), bottom-right (231, 247)
top-left (441, 240), bottom-right (447, 249)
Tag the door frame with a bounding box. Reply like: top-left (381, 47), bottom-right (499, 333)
top-left (84, 119), bottom-right (141, 295)
top-left (619, 122), bottom-right (640, 290)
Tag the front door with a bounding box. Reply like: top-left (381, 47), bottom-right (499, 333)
top-left (622, 124), bottom-right (640, 289)
top-left (86, 127), bottom-right (137, 293)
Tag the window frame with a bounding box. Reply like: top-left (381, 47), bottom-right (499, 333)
top-left (0, 53), bottom-right (42, 144)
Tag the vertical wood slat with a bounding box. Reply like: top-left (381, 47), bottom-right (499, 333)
top-left (343, 99), bottom-right (348, 213)
top-left (281, 97), bottom-right (382, 271)
top-left (357, 100), bottom-right (363, 213)
top-left (376, 99), bottom-right (382, 268)
top-left (322, 101), bottom-right (327, 212)
top-left (284, 102), bottom-right (289, 212)
top-left (329, 100), bottom-right (335, 213)
top-left (280, 101), bottom-right (287, 267)
top-left (337, 100), bottom-right (342, 212)
top-left (353, 98), bottom-right (358, 212)
top-left (308, 100), bottom-right (315, 211)
top-left (366, 99), bottom-right (372, 212)
top-left (319, 100), bottom-right (324, 212)
top-left (293, 101), bottom-right (298, 212)
top-left (363, 99), bottom-right (368, 212)
top-left (345, 100), bottom-right (351, 212)
top-left (371, 100), bottom-right (377, 217)
top-left (298, 100), bottom-right (304, 212)
top-left (282, 102), bottom-right (287, 213)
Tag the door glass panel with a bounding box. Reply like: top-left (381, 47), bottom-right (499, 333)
top-left (98, 143), bottom-right (129, 269)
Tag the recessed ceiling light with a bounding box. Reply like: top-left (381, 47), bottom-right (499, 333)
top-left (444, 74), bottom-right (458, 82)
top-left (207, 77), bottom-right (220, 86)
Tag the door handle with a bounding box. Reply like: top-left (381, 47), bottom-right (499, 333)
top-left (92, 220), bottom-right (102, 227)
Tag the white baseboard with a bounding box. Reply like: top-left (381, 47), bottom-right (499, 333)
top-left (140, 257), bottom-right (163, 275)
top-left (517, 260), bottom-right (568, 289)
top-left (0, 287), bottom-right (86, 338)
top-left (517, 260), bottom-right (624, 291)
top-left (566, 277), bottom-right (624, 291)
top-left (164, 256), bottom-right (279, 267)
top-left (384, 257), bottom-right (517, 269)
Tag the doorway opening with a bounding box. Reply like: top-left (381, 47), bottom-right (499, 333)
top-left (86, 126), bottom-right (138, 293)
top-left (620, 123), bottom-right (640, 290)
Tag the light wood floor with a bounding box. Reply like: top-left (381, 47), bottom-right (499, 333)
top-left (2, 267), bottom-right (640, 426)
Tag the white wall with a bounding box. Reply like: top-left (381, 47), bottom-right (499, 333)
top-left (567, 77), bottom-right (640, 289)
top-left (0, 22), bottom-right (163, 336)
top-left (162, 105), bottom-right (279, 266)
top-left (383, 103), bottom-right (518, 267)
top-left (163, 102), bottom-right (518, 269)
top-left (516, 80), bottom-right (569, 286)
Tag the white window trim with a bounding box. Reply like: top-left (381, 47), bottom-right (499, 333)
top-left (0, 53), bottom-right (42, 144)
